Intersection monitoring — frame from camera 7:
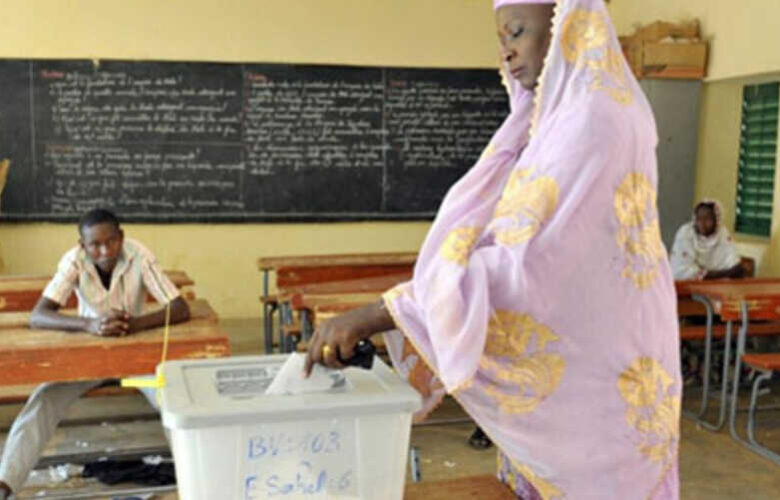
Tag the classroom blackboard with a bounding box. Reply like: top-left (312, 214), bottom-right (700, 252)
top-left (0, 60), bottom-right (508, 222)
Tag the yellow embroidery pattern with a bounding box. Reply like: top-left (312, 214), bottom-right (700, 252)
top-left (502, 455), bottom-right (564, 500)
top-left (614, 172), bottom-right (664, 289)
top-left (480, 311), bottom-right (565, 414)
top-left (493, 169), bottom-right (559, 246)
top-left (515, 463), bottom-right (564, 500)
top-left (383, 282), bottom-right (409, 303)
top-left (618, 357), bottom-right (680, 466)
top-left (497, 454), bottom-right (517, 492)
top-left (561, 9), bottom-right (632, 105)
top-left (439, 227), bottom-right (481, 266)
top-left (479, 142), bottom-right (498, 162)
top-left (560, 10), bottom-right (608, 61)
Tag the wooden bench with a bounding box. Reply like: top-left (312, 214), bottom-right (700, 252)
top-left (742, 352), bottom-right (780, 371)
top-left (738, 353), bottom-right (780, 463)
top-left (0, 299), bottom-right (229, 399)
top-left (258, 253), bottom-right (416, 353)
top-left (679, 320), bottom-right (780, 341)
top-left (0, 270), bottom-right (196, 312)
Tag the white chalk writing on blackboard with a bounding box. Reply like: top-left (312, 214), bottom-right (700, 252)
top-left (0, 61), bottom-right (508, 219)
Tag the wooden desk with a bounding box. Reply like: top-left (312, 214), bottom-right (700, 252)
top-left (281, 272), bottom-right (411, 312)
top-left (280, 272), bottom-right (412, 298)
top-left (674, 271), bottom-right (775, 317)
top-left (0, 299), bottom-right (229, 386)
top-left (677, 279), bottom-right (780, 425)
top-left (689, 280), bottom-right (780, 320)
top-left (258, 252), bottom-right (418, 271)
top-left (404, 475), bottom-right (515, 500)
top-left (0, 270), bottom-right (196, 312)
top-left (258, 252), bottom-right (416, 353)
top-left (675, 279), bottom-right (707, 317)
top-left (279, 272), bottom-right (411, 352)
top-left (687, 279), bottom-right (780, 438)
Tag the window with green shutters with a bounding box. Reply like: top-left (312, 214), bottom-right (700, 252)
top-left (736, 82), bottom-right (778, 237)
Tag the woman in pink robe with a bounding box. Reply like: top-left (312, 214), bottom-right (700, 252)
top-left (305, 1), bottom-right (681, 498)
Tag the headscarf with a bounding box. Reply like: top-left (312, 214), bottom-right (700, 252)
top-left (383, 0), bottom-right (680, 498)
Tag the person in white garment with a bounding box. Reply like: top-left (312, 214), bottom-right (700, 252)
top-left (671, 200), bottom-right (746, 281)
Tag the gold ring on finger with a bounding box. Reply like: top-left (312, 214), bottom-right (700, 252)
top-left (322, 344), bottom-right (333, 358)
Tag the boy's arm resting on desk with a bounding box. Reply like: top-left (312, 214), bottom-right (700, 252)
top-left (29, 296), bottom-right (128, 336)
top-left (128, 296), bottom-right (191, 333)
top-left (30, 296), bottom-right (190, 335)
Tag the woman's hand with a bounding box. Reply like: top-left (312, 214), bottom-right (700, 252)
top-left (304, 300), bottom-right (395, 376)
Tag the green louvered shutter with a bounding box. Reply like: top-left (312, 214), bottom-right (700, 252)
top-left (736, 82), bottom-right (778, 236)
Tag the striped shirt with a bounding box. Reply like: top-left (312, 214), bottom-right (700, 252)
top-left (43, 238), bottom-right (180, 318)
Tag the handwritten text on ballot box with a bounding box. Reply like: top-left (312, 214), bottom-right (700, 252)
top-left (242, 418), bottom-right (358, 498)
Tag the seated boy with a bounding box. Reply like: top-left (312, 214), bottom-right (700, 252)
top-left (0, 208), bottom-right (189, 498)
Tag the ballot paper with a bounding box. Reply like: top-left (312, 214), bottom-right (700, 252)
top-left (264, 352), bottom-right (347, 395)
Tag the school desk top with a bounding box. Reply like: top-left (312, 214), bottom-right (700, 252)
top-left (257, 252), bottom-right (418, 271)
top-left (688, 278), bottom-right (780, 321)
top-left (0, 270), bottom-right (195, 312)
top-left (0, 299), bottom-right (229, 386)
